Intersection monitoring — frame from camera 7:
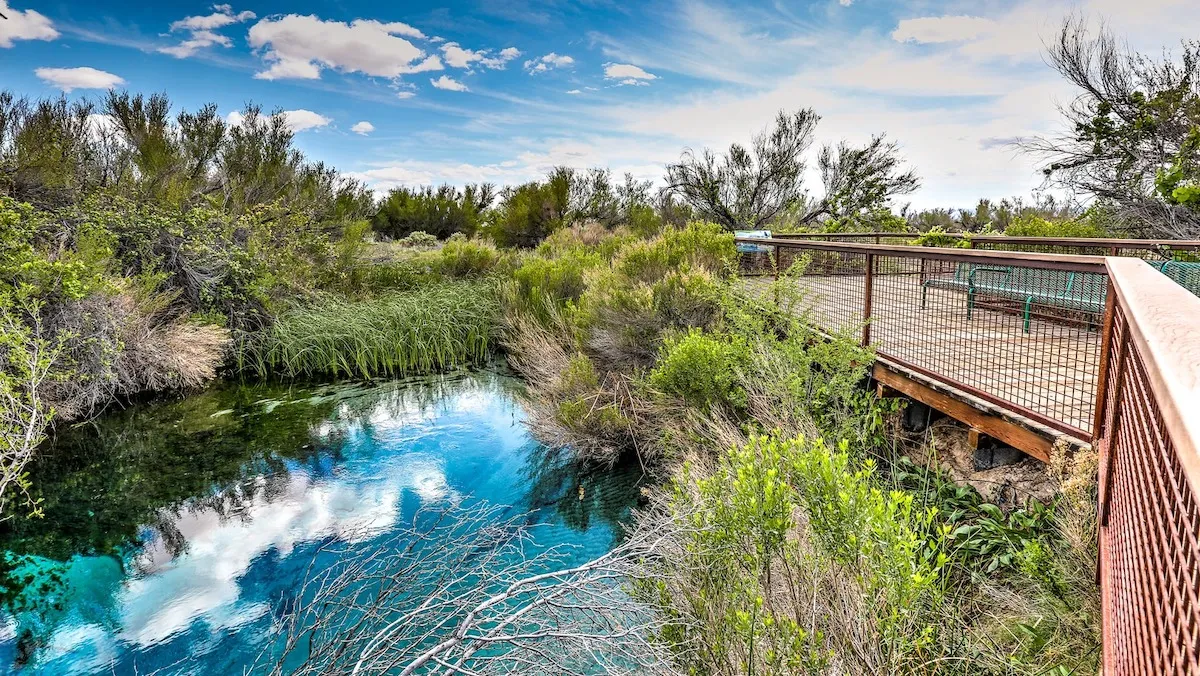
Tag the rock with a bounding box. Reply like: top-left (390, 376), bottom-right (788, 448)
top-left (973, 444), bottom-right (1026, 471)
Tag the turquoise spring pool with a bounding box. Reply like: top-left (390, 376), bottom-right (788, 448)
top-left (0, 371), bottom-right (645, 674)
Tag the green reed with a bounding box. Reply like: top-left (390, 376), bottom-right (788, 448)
top-left (241, 282), bottom-right (500, 379)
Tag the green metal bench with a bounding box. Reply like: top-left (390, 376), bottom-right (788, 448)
top-left (1151, 260), bottom-right (1200, 298)
top-left (922, 263), bottom-right (1107, 332)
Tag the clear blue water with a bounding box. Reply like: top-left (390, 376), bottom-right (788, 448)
top-left (0, 371), bottom-right (643, 674)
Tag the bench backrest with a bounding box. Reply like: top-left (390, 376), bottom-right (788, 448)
top-left (1007, 266), bottom-right (1075, 296)
top-left (1158, 261), bottom-right (1200, 297)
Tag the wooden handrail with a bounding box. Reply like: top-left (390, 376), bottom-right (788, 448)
top-left (1104, 257), bottom-right (1200, 496)
top-left (736, 237), bottom-right (1110, 273)
top-left (770, 232), bottom-right (1200, 250)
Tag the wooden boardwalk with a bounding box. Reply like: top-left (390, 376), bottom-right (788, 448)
top-left (745, 274), bottom-right (1102, 435)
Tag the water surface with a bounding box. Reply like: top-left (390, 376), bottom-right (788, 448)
top-left (0, 371), bottom-right (643, 674)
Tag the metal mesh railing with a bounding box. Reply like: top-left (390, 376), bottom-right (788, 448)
top-left (1097, 258), bottom-right (1200, 675)
top-left (774, 233), bottom-right (1200, 298)
top-left (740, 239), bottom-right (1108, 437)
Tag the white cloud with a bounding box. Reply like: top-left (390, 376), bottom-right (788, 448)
top-left (351, 121), bottom-right (375, 135)
top-left (604, 63), bottom-right (658, 81)
top-left (283, 109), bottom-right (332, 132)
top-left (160, 5), bottom-right (256, 58)
top-left (566, 89), bottom-right (582, 95)
top-left (523, 52), bottom-right (574, 73)
top-left (247, 16), bottom-right (433, 80)
top-left (430, 75), bottom-right (469, 92)
top-left (225, 109), bottom-right (332, 132)
top-left (440, 42), bottom-right (521, 70)
top-left (0, 2), bottom-right (59, 47)
top-left (892, 16), bottom-right (999, 44)
top-left (605, 63), bottom-right (658, 86)
top-left (35, 66), bottom-right (125, 92)
top-left (169, 7), bottom-right (255, 32)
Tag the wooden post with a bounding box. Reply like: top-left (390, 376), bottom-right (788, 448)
top-left (1091, 280), bottom-right (1117, 441)
top-left (773, 245), bottom-right (781, 281)
top-left (862, 253), bottom-right (874, 346)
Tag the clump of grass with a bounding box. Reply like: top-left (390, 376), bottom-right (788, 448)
top-left (241, 281), bottom-right (499, 379)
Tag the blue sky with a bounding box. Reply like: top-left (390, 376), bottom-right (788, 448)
top-left (1, 0), bottom-right (1196, 208)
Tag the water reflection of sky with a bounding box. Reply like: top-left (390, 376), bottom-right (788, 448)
top-left (0, 373), bottom-right (631, 674)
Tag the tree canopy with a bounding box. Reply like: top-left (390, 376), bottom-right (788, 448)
top-left (1025, 17), bottom-right (1200, 237)
top-left (665, 109), bottom-right (919, 231)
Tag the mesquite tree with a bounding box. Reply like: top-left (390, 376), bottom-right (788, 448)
top-left (1024, 17), bottom-right (1200, 238)
top-left (665, 109), bottom-right (919, 230)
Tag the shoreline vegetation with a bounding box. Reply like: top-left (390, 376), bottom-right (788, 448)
top-left (1, 15), bottom-right (1195, 674)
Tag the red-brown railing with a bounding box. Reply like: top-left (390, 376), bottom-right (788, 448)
top-left (774, 232), bottom-right (1200, 259)
top-left (1096, 257), bottom-right (1200, 675)
top-left (741, 238), bottom-right (1109, 439)
top-left (738, 237), bottom-right (1200, 672)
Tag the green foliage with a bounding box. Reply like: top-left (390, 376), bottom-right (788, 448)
top-left (823, 206), bottom-right (911, 233)
top-left (372, 185), bottom-right (490, 240)
top-left (649, 328), bottom-right (749, 412)
top-left (1003, 214), bottom-right (1109, 238)
top-left (612, 221), bottom-right (735, 283)
top-left (435, 237), bottom-right (511, 278)
top-left (240, 282), bottom-right (499, 379)
top-left (910, 226), bottom-right (968, 248)
top-left (486, 174), bottom-right (571, 248)
top-left (650, 433), bottom-right (947, 673)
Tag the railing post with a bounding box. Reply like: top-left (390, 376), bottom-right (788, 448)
top-left (862, 253), bottom-right (874, 346)
top-left (1092, 280), bottom-right (1117, 441)
top-left (773, 245), bottom-right (781, 281)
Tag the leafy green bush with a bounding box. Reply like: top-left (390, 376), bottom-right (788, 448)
top-left (649, 328), bottom-right (749, 412)
top-left (435, 237), bottom-right (511, 277)
top-left (645, 433), bottom-right (947, 674)
top-left (1004, 214), bottom-right (1109, 238)
top-left (613, 221), bottom-right (734, 283)
top-left (372, 186), bottom-right (487, 240)
top-left (486, 175), bottom-right (571, 248)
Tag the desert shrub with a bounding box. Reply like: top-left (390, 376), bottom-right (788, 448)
top-left (509, 249), bottom-right (603, 321)
top-left (910, 226), bottom-right (968, 248)
top-left (576, 269), bottom-right (723, 372)
top-left (372, 186), bottom-right (485, 240)
top-left (487, 175), bottom-right (571, 248)
top-left (642, 433), bottom-right (948, 674)
top-left (536, 222), bottom-right (638, 261)
top-left (612, 221), bottom-right (734, 284)
top-left (649, 329), bottom-right (749, 413)
top-left (1003, 214), bottom-right (1109, 238)
top-left (435, 237), bottom-right (511, 278)
top-left (240, 281), bottom-right (498, 379)
top-left (400, 231), bottom-right (438, 248)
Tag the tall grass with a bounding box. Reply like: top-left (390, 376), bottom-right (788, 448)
top-left (240, 281), bottom-right (499, 379)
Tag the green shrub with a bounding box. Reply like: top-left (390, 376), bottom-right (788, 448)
top-left (1004, 214), bottom-right (1109, 238)
top-left (436, 238), bottom-right (510, 277)
top-left (647, 433), bottom-right (947, 674)
top-left (240, 281), bottom-right (499, 379)
top-left (372, 186), bottom-right (485, 240)
top-left (649, 328), bottom-right (749, 412)
top-left (613, 222), bottom-right (734, 283)
top-left (486, 176), bottom-right (570, 248)
top-left (400, 231), bottom-right (438, 248)
top-left (511, 249), bottom-right (602, 312)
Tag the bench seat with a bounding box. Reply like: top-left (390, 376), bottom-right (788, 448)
top-left (922, 263), bottom-right (1106, 332)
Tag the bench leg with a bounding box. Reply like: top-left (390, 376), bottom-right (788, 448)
top-left (1023, 298), bottom-right (1032, 333)
top-left (921, 284), bottom-right (928, 309)
top-left (967, 289), bottom-right (974, 320)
